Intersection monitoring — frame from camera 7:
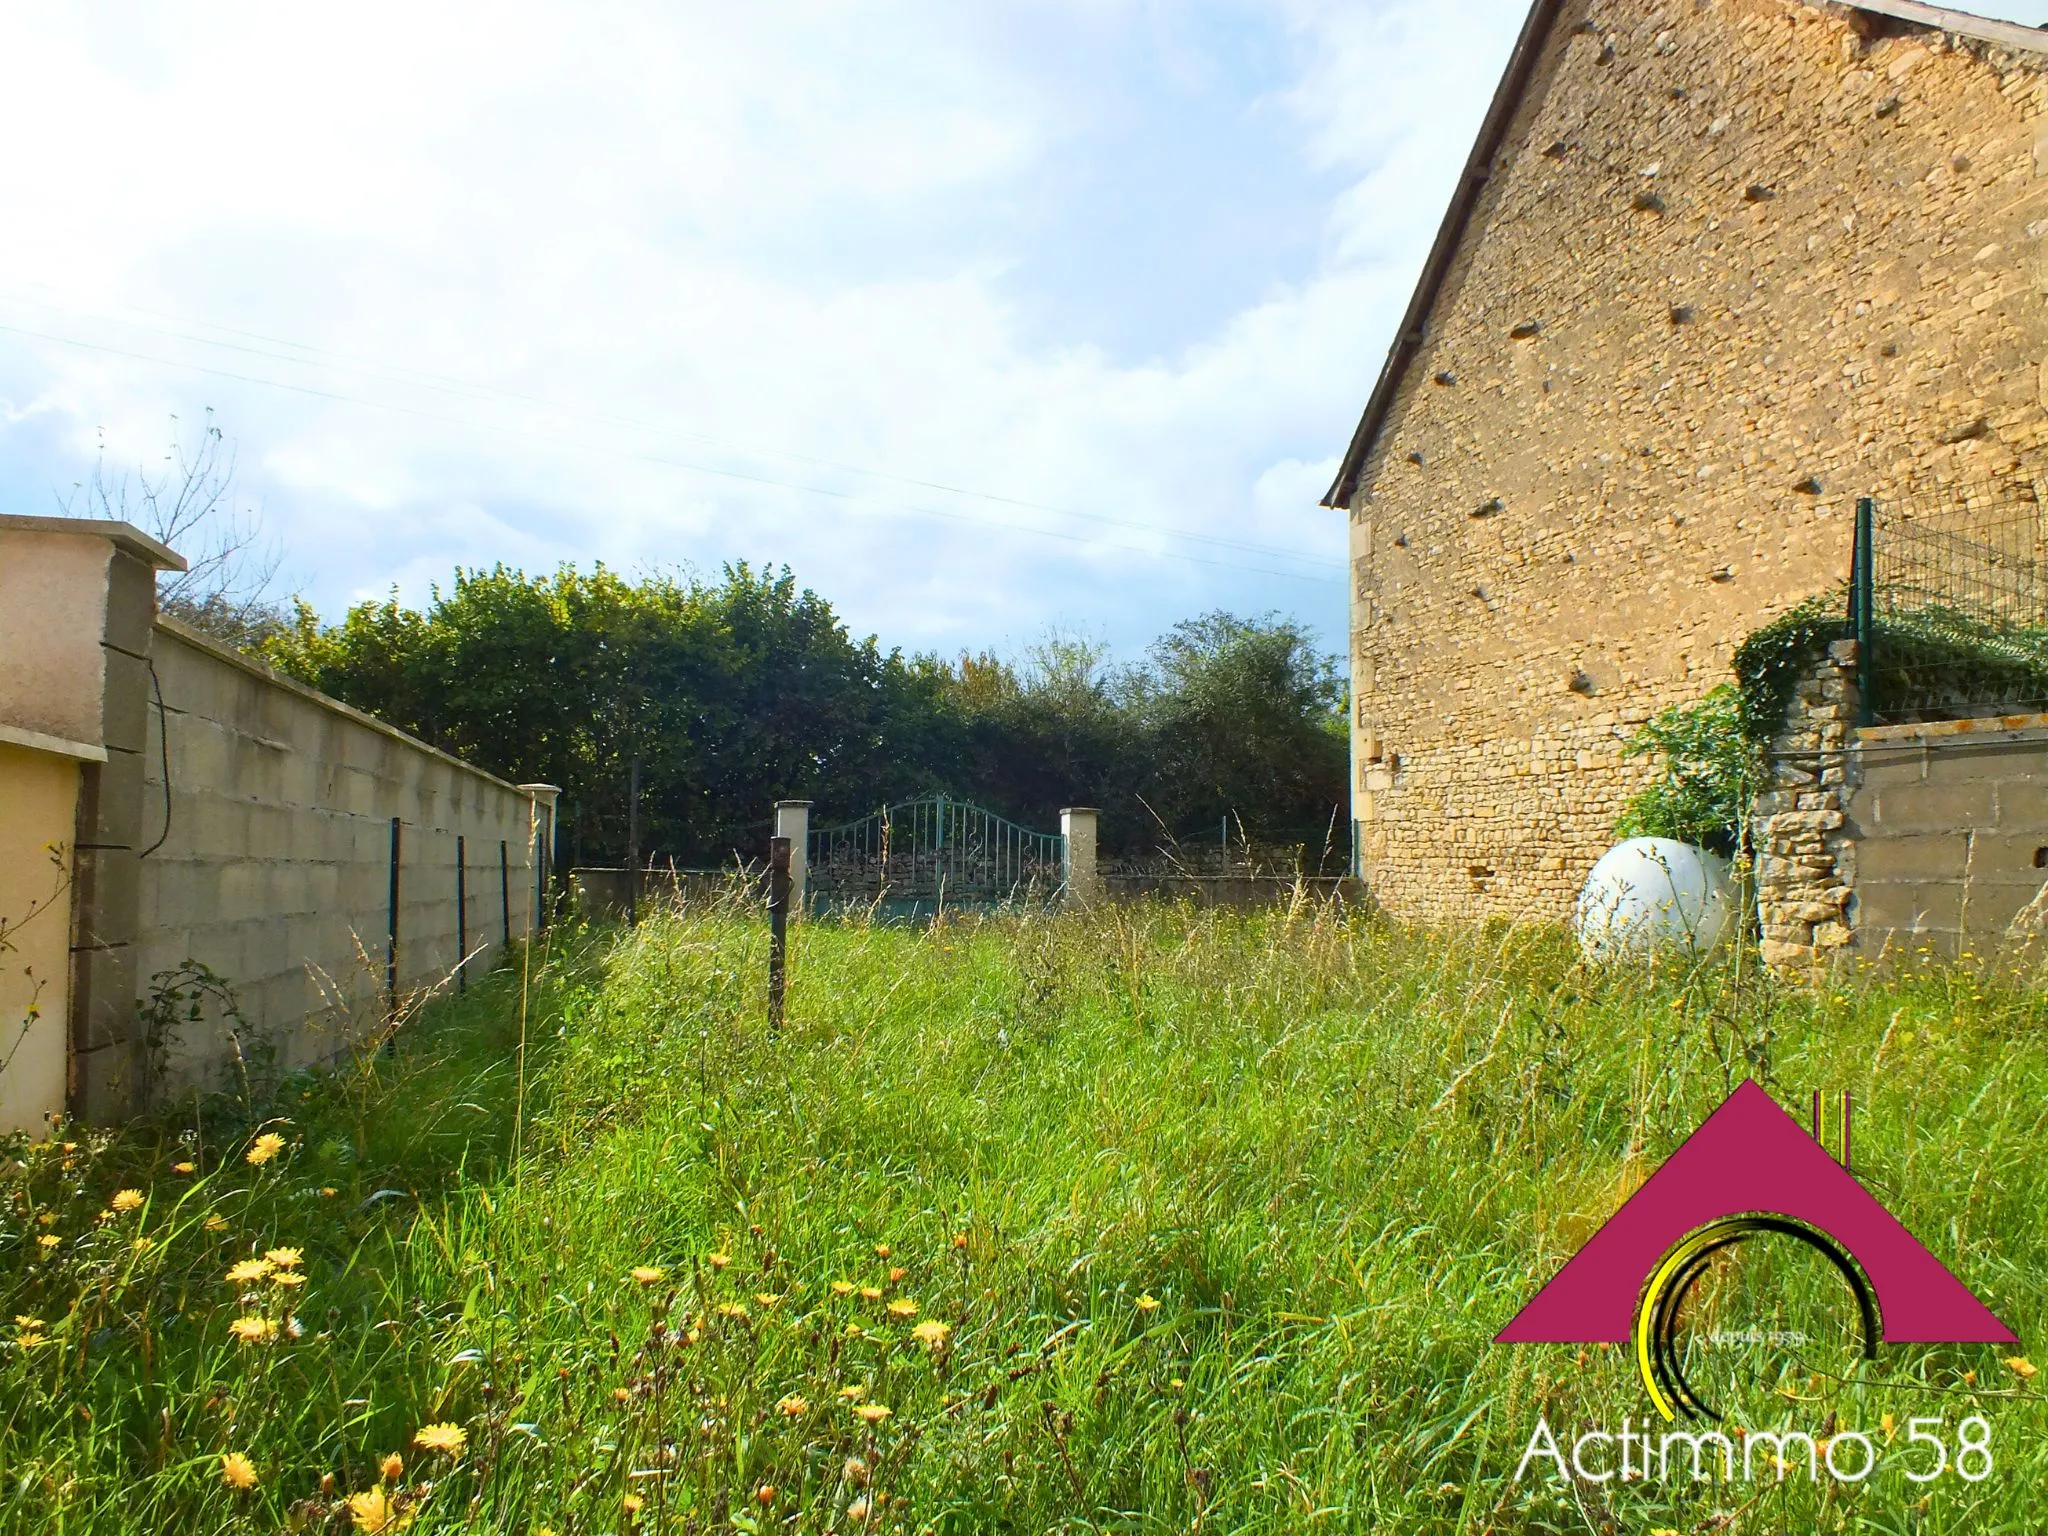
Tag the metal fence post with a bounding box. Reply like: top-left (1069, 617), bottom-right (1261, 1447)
top-left (767, 835), bottom-right (791, 1029)
top-left (456, 834), bottom-right (468, 995)
top-left (386, 816), bottom-right (403, 1029)
top-left (1854, 496), bottom-right (1875, 726)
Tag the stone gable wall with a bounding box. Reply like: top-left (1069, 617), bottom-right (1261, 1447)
top-left (1348, 0), bottom-right (2048, 922)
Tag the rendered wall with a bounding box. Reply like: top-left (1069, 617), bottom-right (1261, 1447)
top-left (0, 745), bottom-right (79, 1135)
top-left (138, 620), bottom-right (548, 1090)
top-left (1347, 0), bottom-right (2048, 921)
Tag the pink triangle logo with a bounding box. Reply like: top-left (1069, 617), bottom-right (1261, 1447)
top-left (1498, 1081), bottom-right (2011, 1418)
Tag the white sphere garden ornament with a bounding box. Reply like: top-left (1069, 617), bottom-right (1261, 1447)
top-left (1574, 837), bottom-right (1734, 961)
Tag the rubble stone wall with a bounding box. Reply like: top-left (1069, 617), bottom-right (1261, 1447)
top-left (1347, 0), bottom-right (2048, 921)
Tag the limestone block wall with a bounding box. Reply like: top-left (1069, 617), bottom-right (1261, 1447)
top-left (1345, 0), bottom-right (2048, 923)
top-left (139, 620), bottom-right (554, 1092)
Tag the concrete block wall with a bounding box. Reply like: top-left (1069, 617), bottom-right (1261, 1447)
top-left (139, 620), bottom-right (555, 1092)
top-left (1345, 0), bottom-right (2048, 923)
top-left (1844, 711), bottom-right (2048, 956)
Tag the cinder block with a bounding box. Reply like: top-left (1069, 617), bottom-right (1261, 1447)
top-left (1994, 778), bottom-right (2048, 829)
top-left (100, 648), bottom-right (152, 754)
top-left (1854, 749), bottom-right (1926, 790)
top-left (1854, 881), bottom-right (1965, 935)
top-left (1851, 834), bottom-right (1972, 884)
top-left (76, 746), bottom-right (147, 850)
top-left (70, 845), bottom-right (140, 949)
top-left (69, 941), bottom-right (139, 1053)
top-left (102, 553), bottom-right (158, 657)
top-left (1870, 781), bottom-right (1996, 833)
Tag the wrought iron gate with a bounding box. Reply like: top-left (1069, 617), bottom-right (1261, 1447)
top-left (806, 796), bottom-right (1065, 913)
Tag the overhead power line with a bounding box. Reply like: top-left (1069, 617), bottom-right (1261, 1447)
top-left (0, 290), bottom-right (1345, 579)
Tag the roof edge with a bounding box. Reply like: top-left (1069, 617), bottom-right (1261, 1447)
top-left (1321, 0), bottom-right (1569, 510)
top-left (1840, 0), bottom-right (2048, 57)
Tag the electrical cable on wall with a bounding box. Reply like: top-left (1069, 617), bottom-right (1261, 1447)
top-left (139, 659), bottom-right (172, 859)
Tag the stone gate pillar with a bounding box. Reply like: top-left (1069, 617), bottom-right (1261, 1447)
top-left (774, 800), bottom-right (812, 914)
top-left (1060, 807), bottom-right (1099, 906)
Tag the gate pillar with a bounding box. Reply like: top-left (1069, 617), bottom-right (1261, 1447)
top-left (1060, 807), bottom-right (1099, 907)
top-left (774, 800), bottom-right (812, 914)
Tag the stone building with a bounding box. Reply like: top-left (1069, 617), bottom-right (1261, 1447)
top-left (1327, 0), bottom-right (2048, 922)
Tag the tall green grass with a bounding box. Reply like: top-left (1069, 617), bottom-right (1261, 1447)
top-left (2, 901), bottom-right (2044, 1532)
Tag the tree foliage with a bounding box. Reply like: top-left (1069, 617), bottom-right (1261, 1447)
top-left (265, 566), bottom-right (1348, 867)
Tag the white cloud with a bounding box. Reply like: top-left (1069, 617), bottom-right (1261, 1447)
top-left (0, 0), bottom-right (1539, 656)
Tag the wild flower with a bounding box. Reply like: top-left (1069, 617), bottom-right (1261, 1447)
top-left (707, 1252), bottom-right (731, 1270)
top-left (754, 1292), bottom-right (782, 1306)
top-left (858, 1286), bottom-right (883, 1301)
top-left (911, 1319), bottom-right (951, 1349)
top-left (842, 1455), bottom-right (869, 1485)
top-left (630, 1265), bottom-right (665, 1285)
top-left (380, 1452), bottom-right (405, 1481)
top-left (853, 1403), bottom-right (891, 1424)
top-left (34, 1235), bottom-right (57, 1254)
top-left (847, 1496), bottom-right (871, 1523)
top-left (873, 1244), bottom-right (891, 1258)
top-left (2008, 1356), bottom-right (2038, 1380)
top-left (271, 1271), bottom-right (307, 1289)
top-left (715, 1301), bottom-right (749, 1320)
top-left (887, 1298), bottom-right (918, 1318)
top-left (110, 1189), bottom-right (144, 1213)
top-left (226, 1258), bottom-right (274, 1285)
top-left (266, 1247), bottom-right (304, 1269)
top-left (229, 1316), bottom-right (278, 1344)
top-left (220, 1452), bottom-right (258, 1490)
top-left (838, 1384), bottom-right (866, 1400)
top-left (172, 1161), bottom-right (197, 1175)
top-left (1134, 1293), bottom-right (1161, 1312)
top-left (412, 1421), bottom-right (468, 1457)
top-left (203, 1216), bottom-right (228, 1233)
top-left (776, 1394), bottom-right (808, 1416)
top-left (888, 1266), bottom-right (907, 1282)
top-left (830, 1280), bottom-right (855, 1295)
top-left (347, 1486), bottom-right (407, 1532)
top-left (245, 1133), bottom-right (287, 1166)
top-left (951, 1233), bottom-right (969, 1249)
top-left (622, 1492), bottom-right (645, 1515)
top-left (756, 1484), bottom-right (777, 1506)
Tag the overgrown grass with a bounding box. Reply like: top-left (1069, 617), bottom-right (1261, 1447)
top-left (3, 902), bottom-right (2046, 1533)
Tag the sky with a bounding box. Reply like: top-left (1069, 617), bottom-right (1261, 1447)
top-left (5, 0), bottom-right (2048, 663)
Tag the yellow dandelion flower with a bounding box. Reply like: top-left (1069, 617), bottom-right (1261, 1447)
top-left (911, 1319), bottom-right (951, 1348)
top-left (873, 1243), bottom-right (891, 1258)
top-left (320, 1187), bottom-right (339, 1198)
top-left (888, 1266), bottom-right (907, 1283)
top-left (110, 1189), bottom-right (144, 1213)
top-left (844, 1322), bottom-right (864, 1337)
top-left (13, 1316), bottom-right (41, 1332)
top-left (271, 1270), bottom-right (307, 1289)
top-left (1882, 1412), bottom-right (1896, 1437)
top-left (886, 1298), bottom-right (918, 1318)
top-left (347, 1486), bottom-right (406, 1532)
top-left (34, 1235), bottom-right (58, 1252)
top-left (854, 1402), bottom-right (892, 1424)
top-left (715, 1301), bottom-right (749, 1320)
top-left (831, 1280), bottom-right (855, 1295)
top-left (266, 1247), bottom-right (304, 1269)
top-left (630, 1265), bottom-right (665, 1286)
top-left (203, 1215), bottom-right (228, 1232)
top-left (1134, 1293), bottom-right (1161, 1312)
top-left (245, 1132), bottom-right (287, 1166)
top-left (226, 1258), bottom-right (274, 1285)
top-left (622, 1492), bottom-right (644, 1514)
top-left (172, 1161), bottom-right (197, 1175)
top-left (858, 1286), bottom-right (884, 1301)
top-left (707, 1252), bottom-right (731, 1270)
top-left (229, 1316), bottom-right (278, 1344)
top-left (380, 1452), bottom-right (404, 1481)
top-left (412, 1421), bottom-right (468, 1457)
top-left (776, 1393), bottom-right (809, 1417)
top-left (838, 1384), bottom-right (866, 1400)
top-left (220, 1451), bottom-right (259, 1490)
top-left (2008, 1356), bottom-right (2038, 1380)
top-left (951, 1233), bottom-right (969, 1249)
top-left (754, 1292), bottom-right (783, 1307)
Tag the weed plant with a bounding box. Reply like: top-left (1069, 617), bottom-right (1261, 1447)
top-left (1, 899), bottom-right (2044, 1532)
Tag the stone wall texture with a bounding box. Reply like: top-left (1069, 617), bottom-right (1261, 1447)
top-left (1346, 0), bottom-right (2048, 922)
top-left (138, 621), bottom-right (552, 1093)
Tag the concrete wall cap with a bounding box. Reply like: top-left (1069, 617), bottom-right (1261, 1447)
top-left (0, 513), bottom-right (186, 572)
top-left (0, 721), bottom-right (108, 762)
